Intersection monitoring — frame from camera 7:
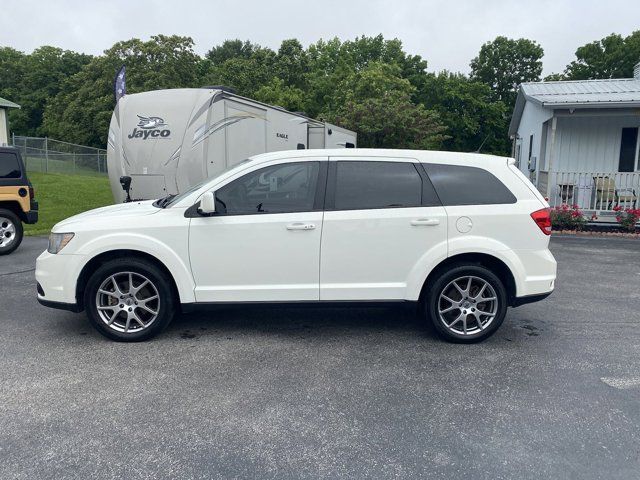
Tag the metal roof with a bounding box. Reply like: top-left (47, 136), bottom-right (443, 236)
top-left (509, 78), bottom-right (640, 136)
top-left (521, 78), bottom-right (640, 106)
top-left (0, 96), bottom-right (20, 109)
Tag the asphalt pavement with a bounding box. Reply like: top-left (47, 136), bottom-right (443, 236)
top-left (0, 235), bottom-right (639, 479)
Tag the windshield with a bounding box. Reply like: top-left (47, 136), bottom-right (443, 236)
top-left (162, 158), bottom-right (253, 207)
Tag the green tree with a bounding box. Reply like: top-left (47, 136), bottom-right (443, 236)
top-left (274, 39), bottom-right (309, 91)
top-left (0, 46), bottom-right (91, 137)
top-left (303, 35), bottom-right (427, 118)
top-left (254, 77), bottom-right (305, 112)
top-left (543, 72), bottom-right (565, 81)
top-left (564, 31), bottom-right (640, 79)
top-left (0, 47), bottom-right (26, 128)
top-left (43, 35), bottom-right (204, 147)
top-left (470, 36), bottom-right (543, 106)
top-left (202, 38), bottom-right (311, 99)
top-left (304, 38), bottom-right (352, 117)
top-left (0, 47), bottom-right (26, 94)
top-left (326, 63), bottom-right (447, 149)
top-left (203, 46), bottom-right (276, 97)
top-left (205, 39), bottom-right (261, 65)
top-left (418, 72), bottom-right (509, 155)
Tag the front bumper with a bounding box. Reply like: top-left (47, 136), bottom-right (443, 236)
top-left (35, 250), bottom-right (85, 307)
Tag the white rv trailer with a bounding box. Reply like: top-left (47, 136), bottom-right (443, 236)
top-left (106, 88), bottom-right (356, 202)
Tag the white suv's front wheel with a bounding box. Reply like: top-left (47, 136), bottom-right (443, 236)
top-left (84, 258), bottom-right (176, 341)
top-left (426, 265), bottom-right (508, 343)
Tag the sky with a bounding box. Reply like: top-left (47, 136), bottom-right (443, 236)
top-left (1, 0), bottom-right (639, 76)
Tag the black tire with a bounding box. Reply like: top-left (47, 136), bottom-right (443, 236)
top-left (424, 264), bottom-right (508, 343)
top-left (0, 208), bottom-right (24, 256)
top-left (84, 257), bottom-right (176, 342)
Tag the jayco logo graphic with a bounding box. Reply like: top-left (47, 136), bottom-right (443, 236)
top-left (128, 115), bottom-right (171, 139)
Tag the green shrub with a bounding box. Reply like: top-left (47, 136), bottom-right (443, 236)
top-left (613, 206), bottom-right (640, 232)
top-left (550, 204), bottom-right (587, 231)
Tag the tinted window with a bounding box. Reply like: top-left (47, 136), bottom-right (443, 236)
top-left (333, 161), bottom-right (424, 210)
top-left (0, 152), bottom-right (21, 179)
top-left (423, 163), bottom-right (516, 205)
top-left (619, 127), bottom-right (638, 172)
top-left (216, 162), bottom-right (320, 214)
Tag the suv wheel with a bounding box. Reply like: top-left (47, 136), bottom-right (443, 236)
top-left (425, 264), bottom-right (507, 343)
top-left (0, 209), bottom-right (23, 255)
top-left (84, 258), bottom-right (176, 341)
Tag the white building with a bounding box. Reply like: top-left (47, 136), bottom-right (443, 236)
top-left (0, 96), bottom-right (20, 146)
top-left (509, 63), bottom-right (640, 217)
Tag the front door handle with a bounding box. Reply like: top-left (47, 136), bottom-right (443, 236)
top-left (411, 218), bottom-right (440, 226)
top-left (286, 222), bottom-right (316, 231)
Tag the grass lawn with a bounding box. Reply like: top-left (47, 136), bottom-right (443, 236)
top-left (24, 172), bottom-right (115, 236)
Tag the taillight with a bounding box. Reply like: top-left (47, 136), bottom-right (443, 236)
top-left (29, 186), bottom-right (35, 199)
top-left (530, 208), bottom-right (551, 235)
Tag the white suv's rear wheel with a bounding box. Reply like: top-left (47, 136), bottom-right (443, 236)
top-left (84, 258), bottom-right (176, 341)
top-left (426, 265), bottom-right (507, 343)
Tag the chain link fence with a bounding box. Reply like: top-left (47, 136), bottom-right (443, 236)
top-left (12, 135), bottom-right (108, 176)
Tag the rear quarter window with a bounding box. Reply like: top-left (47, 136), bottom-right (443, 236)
top-left (0, 152), bottom-right (21, 179)
top-left (423, 163), bottom-right (516, 206)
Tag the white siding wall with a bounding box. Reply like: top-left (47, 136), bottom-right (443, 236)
top-left (515, 101), bottom-right (553, 176)
top-left (0, 108), bottom-right (8, 146)
top-left (553, 114), bottom-right (640, 172)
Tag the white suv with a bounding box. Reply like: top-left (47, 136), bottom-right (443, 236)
top-left (36, 149), bottom-right (556, 343)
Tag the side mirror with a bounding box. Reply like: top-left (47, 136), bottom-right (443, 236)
top-left (199, 191), bottom-right (216, 215)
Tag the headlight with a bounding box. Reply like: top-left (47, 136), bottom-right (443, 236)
top-left (48, 232), bottom-right (75, 254)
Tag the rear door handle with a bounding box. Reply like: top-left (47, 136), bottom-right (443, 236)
top-left (286, 222), bottom-right (316, 231)
top-left (411, 218), bottom-right (440, 226)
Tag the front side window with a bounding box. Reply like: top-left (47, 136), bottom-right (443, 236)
top-left (0, 152), bottom-right (21, 179)
top-left (332, 161), bottom-right (425, 210)
top-left (216, 161), bottom-right (320, 214)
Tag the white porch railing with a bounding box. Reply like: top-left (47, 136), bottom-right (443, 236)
top-left (539, 170), bottom-right (640, 219)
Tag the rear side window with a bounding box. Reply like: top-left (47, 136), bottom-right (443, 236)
top-left (423, 163), bottom-right (516, 205)
top-left (332, 161), bottom-right (428, 210)
top-left (0, 152), bottom-right (21, 179)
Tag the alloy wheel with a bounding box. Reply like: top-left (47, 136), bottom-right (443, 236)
top-left (0, 217), bottom-right (16, 249)
top-left (95, 272), bottom-right (160, 334)
top-left (437, 275), bottom-right (498, 336)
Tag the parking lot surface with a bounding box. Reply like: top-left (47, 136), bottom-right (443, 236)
top-left (1, 235), bottom-right (639, 479)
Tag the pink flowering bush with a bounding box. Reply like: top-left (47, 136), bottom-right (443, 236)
top-left (550, 204), bottom-right (587, 231)
top-left (612, 206), bottom-right (640, 232)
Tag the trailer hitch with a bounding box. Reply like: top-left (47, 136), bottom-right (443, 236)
top-left (119, 176), bottom-right (132, 203)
